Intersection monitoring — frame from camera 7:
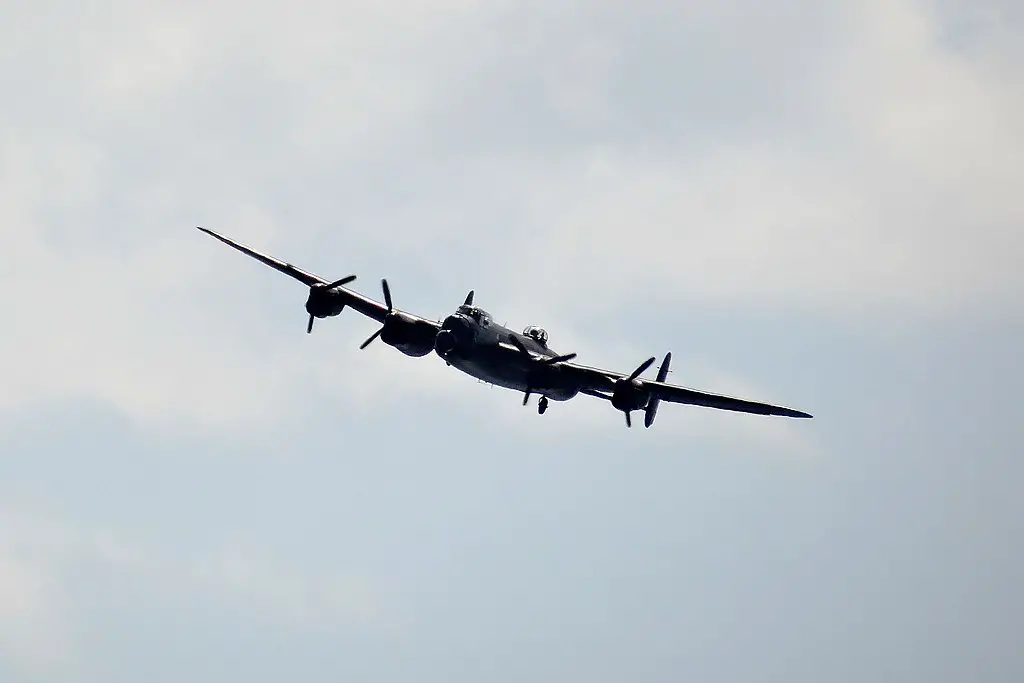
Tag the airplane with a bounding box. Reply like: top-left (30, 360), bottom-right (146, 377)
top-left (197, 227), bottom-right (813, 427)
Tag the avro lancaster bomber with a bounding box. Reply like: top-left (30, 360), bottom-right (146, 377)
top-left (198, 227), bottom-right (812, 428)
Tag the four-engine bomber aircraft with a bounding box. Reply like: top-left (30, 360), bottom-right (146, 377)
top-left (198, 227), bottom-right (812, 427)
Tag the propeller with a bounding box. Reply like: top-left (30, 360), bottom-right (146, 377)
top-left (306, 275), bottom-right (357, 334)
top-left (618, 356), bottom-right (656, 427)
top-left (359, 279), bottom-right (394, 349)
top-left (464, 290), bottom-right (474, 306)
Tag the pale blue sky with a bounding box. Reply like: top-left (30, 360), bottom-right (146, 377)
top-left (1, 1), bottom-right (1021, 681)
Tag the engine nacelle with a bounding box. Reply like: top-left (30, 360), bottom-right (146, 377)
top-left (305, 284), bottom-right (346, 318)
top-left (380, 313), bottom-right (438, 357)
top-left (434, 314), bottom-right (477, 360)
top-left (434, 330), bottom-right (457, 356)
top-left (611, 378), bottom-right (651, 413)
top-left (522, 363), bottom-right (579, 401)
top-left (535, 384), bottom-right (579, 401)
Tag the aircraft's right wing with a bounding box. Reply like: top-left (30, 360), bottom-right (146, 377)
top-left (197, 227), bottom-right (439, 328)
top-left (198, 226), bottom-right (327, 289)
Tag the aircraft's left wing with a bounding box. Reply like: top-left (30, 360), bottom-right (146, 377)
top-left (644, 379), bottom-right (812, 418)
top-left (560, 359), bottom-right (813, 419)
top-left (197, 226), bottom-right (439, 328)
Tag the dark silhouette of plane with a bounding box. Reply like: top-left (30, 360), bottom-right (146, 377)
top-left (198, 227), bottom-right (812, 427)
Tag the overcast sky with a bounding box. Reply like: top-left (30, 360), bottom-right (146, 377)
top-left (1, 1), bottom-right (1021, 681)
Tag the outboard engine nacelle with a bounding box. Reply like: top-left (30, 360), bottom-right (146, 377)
top-left (610, 357), bottom-right (655, 428)
top-left (304, 276), bottom-right (357, 333)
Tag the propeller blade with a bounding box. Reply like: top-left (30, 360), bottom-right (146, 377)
top-left (508, 336), bottom-right (530, 356)
top-left (540, 352), bottom-right (577, 365)
top-left (644, 352), bottom-right (672, 429)
top-left (464, 290), bottom-right (474, 306)
top-left (307, 314), bottom-right (315, 334)
top-left (625, 411), bottom-right (632, 428)
top-left (523, 388), bottom-right (531, 406)
top-left (656, 352), bottom-right (672, 383)
top-left (628, 357), bottom-right (657, 381)
top-left (359, 327), bottom-right (383, 349)
top-left (381, 279), bottom-right (393, 311)
top-left (326, 275), bottom-right (357, 289)
top-left (509, 336), bottom-right (575, 366)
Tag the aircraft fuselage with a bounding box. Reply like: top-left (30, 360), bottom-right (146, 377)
top-left (433, 305), bottom-right (579, 401)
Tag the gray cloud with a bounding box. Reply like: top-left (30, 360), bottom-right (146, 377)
top-left (0, 498), bottom-right (405, 679)
top-left (3, 0), bottom-right (1020, 430)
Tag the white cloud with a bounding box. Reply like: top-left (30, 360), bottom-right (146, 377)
top-left (485, 0), bottom-right (1023, 320)
top-left (0, 0), bottom-right (1018, 434)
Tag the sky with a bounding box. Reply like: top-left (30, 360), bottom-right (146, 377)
top-left (1, 0), bottom-right (1022, 681)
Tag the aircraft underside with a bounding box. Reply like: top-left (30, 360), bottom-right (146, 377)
top-left (443, 352), bottom-right (578, 402)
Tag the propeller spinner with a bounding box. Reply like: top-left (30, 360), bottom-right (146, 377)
top-left (305, 275), bottom-right (357, 333)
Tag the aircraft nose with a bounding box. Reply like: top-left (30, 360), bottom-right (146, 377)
top-left (443, 314), bottom-right (471, 337)
top-left (435, 330), bottom-right (457, 355)
top-left (436, 315), bottom-right (472, 356)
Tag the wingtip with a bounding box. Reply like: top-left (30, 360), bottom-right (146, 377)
top-left (196, 226), bottom-right (231, 245)
top-left (777, 406), bottom-right (813, 419)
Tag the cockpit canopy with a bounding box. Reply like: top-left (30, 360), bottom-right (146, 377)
top-left (523, 325), bottom-right (548, 345)
top-left (458, 305), bottom-right (492, 323)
